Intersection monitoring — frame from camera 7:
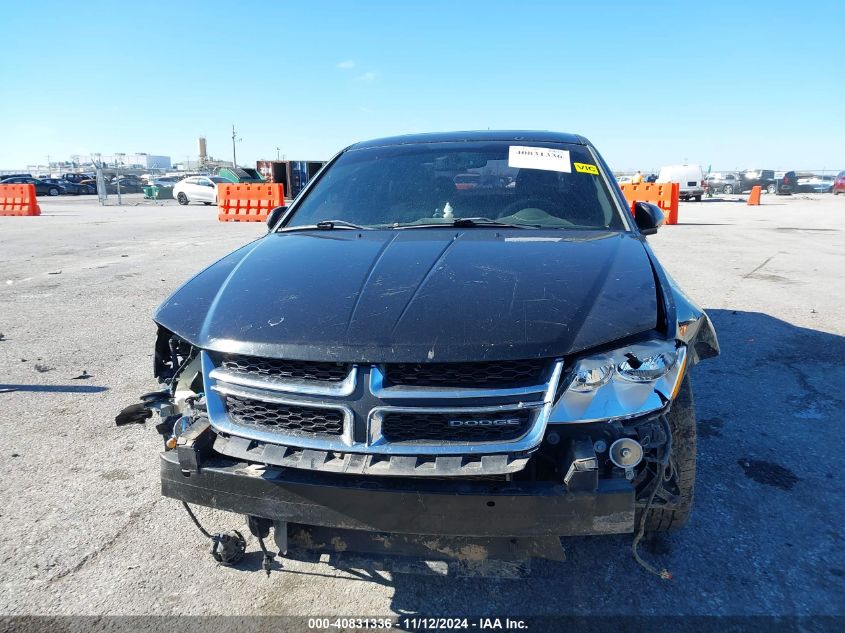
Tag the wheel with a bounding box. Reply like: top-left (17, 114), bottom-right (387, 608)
top-left (766, 184), bottom-right (776, 194)
top-left (723, 185), bottom-right (733, 194)
top-left (693, 195), bottom-right (702, 202)
top-left (177, 192), bottom-right (189, 205)
top-left (635, 375), bottom-right (696, 532)
top-left (48, 187), bottom-right (60, 196)
top-left (203, 201), bottom-right (212, 206)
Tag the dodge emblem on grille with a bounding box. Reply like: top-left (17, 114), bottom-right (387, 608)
top-left (448, 418), bottom-right (522, 427)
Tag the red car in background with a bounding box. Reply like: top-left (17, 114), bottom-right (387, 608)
top-left (834, 171), bottom-right (845, 195)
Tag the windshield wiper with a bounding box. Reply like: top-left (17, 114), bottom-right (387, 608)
top-left (453, 217), bottom-right (541, 228)
top-left (393, 217), bottom-right (541, 230)
top-left (280, 219), bottom-right (372, 232)
top-left (315, 219), bottom-right (370, 230)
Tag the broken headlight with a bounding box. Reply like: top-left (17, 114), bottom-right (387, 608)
top-left (616, 350), bottom-right (677, 383)
top-left (549, 340), bottom-right (686, 424)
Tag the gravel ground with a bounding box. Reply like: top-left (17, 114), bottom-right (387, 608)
top-left (1, 193), bottom-right (843, 619)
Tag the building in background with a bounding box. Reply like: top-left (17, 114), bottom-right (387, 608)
top-left (28, 153), bottom-right (173, 173)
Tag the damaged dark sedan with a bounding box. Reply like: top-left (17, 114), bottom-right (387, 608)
top-left (146, 131), bottom-right (718, 573)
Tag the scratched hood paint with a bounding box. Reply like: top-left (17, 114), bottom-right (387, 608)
top-left (154, 229), bottom-right (658, 362)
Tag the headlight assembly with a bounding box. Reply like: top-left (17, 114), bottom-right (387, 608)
top-left (569, 365), bottom-right (613, 392)
top-left (616, 350), bottom-right (677, 383)
top-left (549, 340), bottom-right (686, 424)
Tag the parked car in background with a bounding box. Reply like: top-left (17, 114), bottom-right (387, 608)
top-left (774, 171), bottom-right (797, 195)
top-left (616, 175), bottom-right (632, 184)
top-left (42, 177), bottom-right (95, 195)
top-left (106, 178), bottom-right (146, 194)
top-left (454, 173), bottom-right (480, 190)
top-left (62, 173), bottom-right (96, 185)
top-left (172, 176), bottom-right (230, 205)
top-left (797, 175), bottom-right (834, 193)
top-left (0, 172), bottom-right (33, 180)
top-left (148, 175), bottom-right (183, 187)
top-left (657, 164), bottom-right (705, 201)
top-left (834, 171), bottom-right (845, 195)
top-left (0, 176), bottom-right (65, 196)
top-left (741, 169), bottom-right (776, 194)
top-left (705, 172), bottom-right (743, 194)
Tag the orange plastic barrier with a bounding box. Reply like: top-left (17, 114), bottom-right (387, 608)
top-left (217, 183), bottom-right (285, 222)
top-left (747, 185), bottom-right (761, 206)
top-left (0, 184), bottom-right (41, 216)
top-left (620, 182), bottom-right (679, 225)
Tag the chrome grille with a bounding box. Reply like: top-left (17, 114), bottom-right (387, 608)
top-left (386, 359), bottom-right (547, 388)
top-left (206, 348), bottom-right (564, 473)
top-left (224, 394), bottom-right (344, 436)
top-left (381, 410), bottom-right (531, 442)
top-left (220, 354), bottom-right (348, 382)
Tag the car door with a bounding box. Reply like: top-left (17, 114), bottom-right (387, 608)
top-left (25, 178), bottom-right (45, 195)
top-left (182, 177), bottom-right (200, 201)
top-left (196, 178), bottom-right (214, 202)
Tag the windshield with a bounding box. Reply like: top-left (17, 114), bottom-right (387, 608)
top-left (283, 141), bottom-right (624, 230)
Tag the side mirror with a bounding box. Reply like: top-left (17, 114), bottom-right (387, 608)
top-left (633, 201), bottom-right (665, 236)
top-left (266, 206), bottom-right (288, 231)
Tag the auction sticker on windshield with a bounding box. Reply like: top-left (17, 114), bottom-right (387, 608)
top-left (574, 162), bottom-right (599, 175)
top-left (508, 146), bottom-right (571, 173)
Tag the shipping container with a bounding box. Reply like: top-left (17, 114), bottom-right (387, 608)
top-left (256, 160), bottom-right (326, 200)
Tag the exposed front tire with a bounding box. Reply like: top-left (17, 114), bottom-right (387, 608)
top-left (635, 375), bottom-right (696, 532)
top-left (177, 192), bottom-right (189, 205)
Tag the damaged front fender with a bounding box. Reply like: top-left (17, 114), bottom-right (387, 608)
top-left (643, 243), bottom-right (719, 367)
top-left (673, 288), bottom-right (719, 365)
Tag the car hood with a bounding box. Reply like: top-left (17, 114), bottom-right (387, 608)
top-left (154, 229), bottom-right (659, 362)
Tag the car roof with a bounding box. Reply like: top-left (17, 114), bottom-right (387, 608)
top-left (348, 130), bottom-right (588, 150)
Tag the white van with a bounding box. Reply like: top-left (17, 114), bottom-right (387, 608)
top-left (657, 164), bottom-right (705, 201)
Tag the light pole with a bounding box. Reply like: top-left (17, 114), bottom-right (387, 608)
top-left (115, 153), bottom-right (125, 205)
top-left (276, 147), bottom-right (281, 161)
top-left (232, 124), bottom-right (241, 167)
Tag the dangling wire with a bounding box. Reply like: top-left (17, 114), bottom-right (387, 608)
top-left (631, 415), bottom-right (673, 580)
top-left (182, 502), bottom-right (212, 539)
top-left (256, 533), bottom-right (275, 577)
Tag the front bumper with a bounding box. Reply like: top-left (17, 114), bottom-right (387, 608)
top-left (161, 450), bottom-right (634, 538)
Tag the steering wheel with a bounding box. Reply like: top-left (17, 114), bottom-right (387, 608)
top-left (497, 203), bottom-right (576, 228)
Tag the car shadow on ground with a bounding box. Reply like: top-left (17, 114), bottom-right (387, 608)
top-left (0, 383), bottom-right (108, 394)
top-left (278, 309), bottom-right (845, 616)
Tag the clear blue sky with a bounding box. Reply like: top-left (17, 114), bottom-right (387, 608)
top-left (1, 0), bottom-right (843, 171)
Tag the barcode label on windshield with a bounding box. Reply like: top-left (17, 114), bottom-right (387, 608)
top-left (508, 146), bottom-right (571, 173)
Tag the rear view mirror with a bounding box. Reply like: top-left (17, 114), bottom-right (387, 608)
top-left (633, 202), bottom-right (665, 236)
top-left (266, 206), bottom-right (288, 231)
